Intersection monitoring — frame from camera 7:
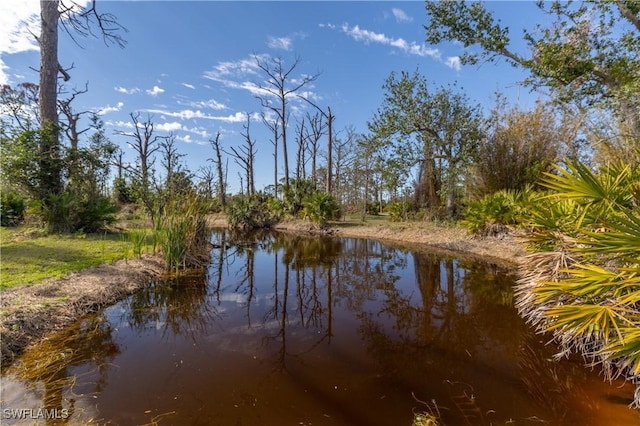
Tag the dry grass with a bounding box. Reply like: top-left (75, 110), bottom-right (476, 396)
top-left (272, 216), bottom-right (526, 266)
top-left (0, 254), bottom-right (166, 366)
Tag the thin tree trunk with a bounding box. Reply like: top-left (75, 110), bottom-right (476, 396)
top-left (326, 107), bottom-right (333, 194)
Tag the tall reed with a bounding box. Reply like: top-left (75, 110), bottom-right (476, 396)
top-left (127, 227), bottom-right (148, 258)
top-left (159, 191), bottom-right (210, 274)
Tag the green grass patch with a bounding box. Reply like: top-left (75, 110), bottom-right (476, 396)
top-left (0, 226), bottom-right (154, 290)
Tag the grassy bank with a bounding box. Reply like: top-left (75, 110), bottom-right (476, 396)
top-left (0, 226), bottom-right (153, 290)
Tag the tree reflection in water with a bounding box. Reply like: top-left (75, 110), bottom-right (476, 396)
top-left (124, 273), bottom-right (218, 341)
top-left (3, 314), bottom-right (119, 424)
top-left (3, 230), bottom-right (638, 425)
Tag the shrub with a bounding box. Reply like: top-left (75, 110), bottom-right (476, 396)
top-left (0, 192), bottom-right (26, 226)
top-left (386, 201), bottom-right (412, 222)
top-left (226, 194), bottom-right (271, 230)
top-left (516, 160), bottom-right (640, 407)
top-left (462, 187), bottom-right (539, 236)
top-left (160, 191), bottom-right (210, 273)
top-left (113, 177), bottom-right (136, 204)
top-left (282, 178), bottom-right (316, 216)
top-left (302, 192), bottom-right (340, 226)
top-left (74, 195), bottom-right (118, 233)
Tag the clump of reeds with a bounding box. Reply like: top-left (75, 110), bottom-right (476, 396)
top-left (158, 191), bottom-right (211, 274)
top-left (127, 227), bottom-right (148, 258)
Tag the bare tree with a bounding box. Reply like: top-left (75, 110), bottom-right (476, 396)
top-left (298, 95), bottom-right (334, 193)
top-left (304, 111), bottom-right (326, 188)
top-left (0, 83), bottom-right (40, 131)
top-left (113, 147), bottom-right (125, 180)
top-left (254, 54), bottom-right (320, 187)
top-left (115, 112), bottom-right (159, 192)
top-left (58, 83), bottom-right (90, 151)
top-left (37, 1), bottom-right (126, 217)
top-left (197, 165), bottom-right (215, 198)
top-left (225, 114), bottom-right (257, 196)
top-left (332, 126), bottom-right (358, 205)
top-left (159, 133), bottom-right (186, 191)
top-left (208, 131), bottom-right (227, 210)
top-left (261, 112), bottom-right (280, 198)
top-left (295, 117), bottom-right (308, 181)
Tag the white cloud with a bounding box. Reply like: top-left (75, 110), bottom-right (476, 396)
top-left (0, 0), bottom-right (39, 84)
top-left (156, 121), bottom-right (183, 132)
top-left (115, 86), bottom-right (141, 94)
top-left (146, 108), bottom-right (213, 120)
top-left (96, 101), bottom-right (124, 115)
top-left (183, 126), bottom-right (210, 139)
top-left (177, 134), bottom-right (192, 143)
top-left (340, 23), bottom-right (440, 59)
top-left (445, 56), bottom-right (462, 71)
top-left (145, 108), bottom-right (246, 123)
top-left (204, 55), bottom-right (266, 81)
top-left (181, 83), bottom-right (195, 89)
top-left (0, 0), bottom-right (93, 84)
top-left (146, 85), bottom-right (165, 96)
top-left (177, 98), bottom-right (227, 111)
top-left (267, 36), bottom-right (292, 51)
top-left (214, 111), bottom-right (247, 123)
top-left (107, 119), bottom-right (135, 129)
top-left (391, 8), bottom-right (413, 23)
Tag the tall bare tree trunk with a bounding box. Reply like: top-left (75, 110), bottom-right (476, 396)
top-left (38, 0), bottom-right (64, 230)
top-left (40, 0), bottom-right (59, 130)
top-left (325, 107), bottom-right (333, 194)
top-left (210, 132), bottom-right (226, 210)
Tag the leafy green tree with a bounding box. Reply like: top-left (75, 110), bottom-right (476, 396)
top-left (367, 71), bottom-right (484, 217)
top-left (425, 0), bottom-right (640, 139)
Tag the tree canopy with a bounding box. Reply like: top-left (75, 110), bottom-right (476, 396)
top-left (425, 0), bottom-right (640, 139)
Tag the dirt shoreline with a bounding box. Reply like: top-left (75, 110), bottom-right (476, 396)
top-left (274, 219), bottom-right (527, 267)
top-left (0, 254), bottom-right (167, 367)
top-left (0, 218), bottom-right (525, 367)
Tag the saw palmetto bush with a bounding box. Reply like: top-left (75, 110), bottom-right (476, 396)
top-left (462, 186), bottom-right (540, 236)
top-left (516, 159), bottom-right (640, 406)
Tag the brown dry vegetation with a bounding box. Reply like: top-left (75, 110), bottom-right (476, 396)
top-left (0, 254), bottom-right (166, 366)
top-left (274, 218), bottom-right (526, 266)
top-left (1, 216), bottom-right (525, 367)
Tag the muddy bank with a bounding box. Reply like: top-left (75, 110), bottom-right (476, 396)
top-left (0, 254), bottom-right (166, 366)
top-left (273, 220), bottom-right (526, 267)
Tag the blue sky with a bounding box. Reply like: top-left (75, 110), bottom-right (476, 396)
top-left (1, 1), bottom-right (546, 193)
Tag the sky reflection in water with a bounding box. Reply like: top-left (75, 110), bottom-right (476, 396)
top-left (1, 230), bottom-right (638, 425)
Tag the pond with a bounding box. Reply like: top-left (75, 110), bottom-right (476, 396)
top-left (1, 230), bottom-right (638, 425)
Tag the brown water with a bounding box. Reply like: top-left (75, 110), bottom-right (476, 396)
top-left (1, 230), bottom-right (638, 425)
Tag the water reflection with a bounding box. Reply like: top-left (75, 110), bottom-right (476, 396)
top-left (1, 314), bottom-right (119, 424)
top-left (1, 230), bottom-right (638, 425)
top-left (125, 273), bottom-right (218, 340)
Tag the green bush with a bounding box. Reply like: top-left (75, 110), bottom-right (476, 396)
top-left (282, 178), bottom-right (316, 216)
top-left (302, 192), bottom-right (341, 225)
top-left (0, 192), bottom-right (26, 226)
top-left (462, 187), bottom-right (539, 236)
top-left (113, 177), bottom-right (136, 204)
top-left (386, 201), bottom-right (413, 222)
top-left (226, 194), bottom-right (271, 230)
top-left (74, 195), bottom-right (118, 232)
